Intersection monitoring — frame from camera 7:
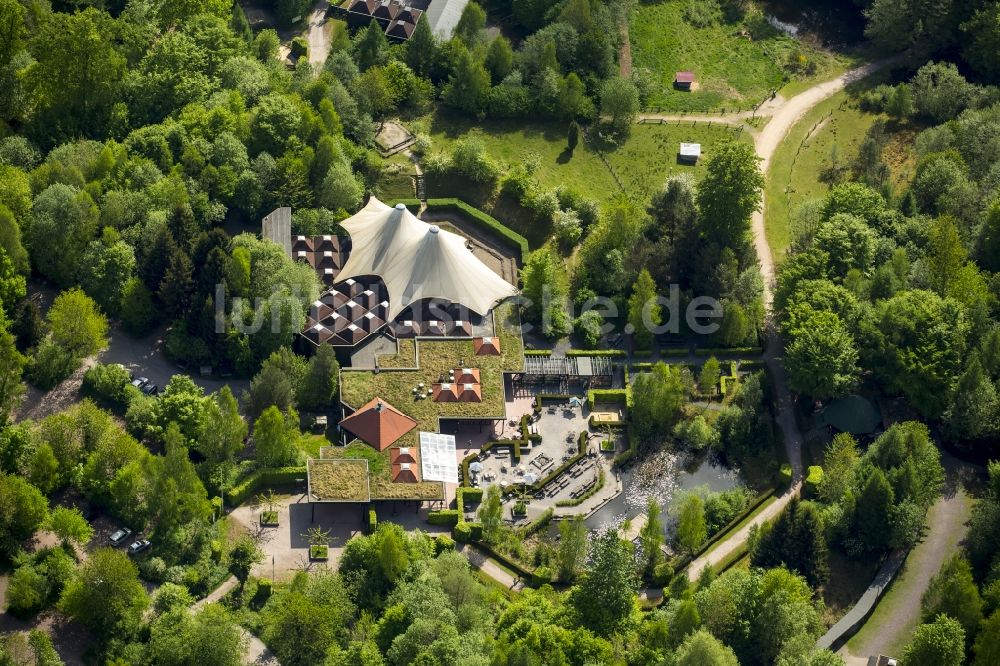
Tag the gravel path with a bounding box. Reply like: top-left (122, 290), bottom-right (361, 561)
top-left (458, 543), bottom-right (526, 592)
top-left (842, 454), bottom-right (975, 660)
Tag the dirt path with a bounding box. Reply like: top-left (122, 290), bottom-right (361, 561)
top-left (841, 456), bottom-right (974, 661)
top-left (750, 60), bottom-right (895, 304)
top-left (618, 23), bottom-right (632, 78)
top-left (305, 1), bottom-right (333, 67)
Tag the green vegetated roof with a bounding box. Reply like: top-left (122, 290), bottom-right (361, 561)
top-left (331, 302), bottom-right (524, 501)
top-left (307, 458), bottom-right (371, 502)
top-left (817, 395), bottom-right (881, 435)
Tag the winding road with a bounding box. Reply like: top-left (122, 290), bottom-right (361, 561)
top-left (682, 60), bottom-right (894, 578)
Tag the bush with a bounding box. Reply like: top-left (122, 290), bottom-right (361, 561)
top-left (290, 36), bottom-right (308, 60)
top-left (587, 388), bottom-right (628, 410)
top-left (532, 565), bottom-right (553, 586)
top-left (652, 562), bottom-right (674, 587)
top-left (140, 557), bottom-right (169, 584)
top-left (367, 508), bottom-right (377, 534)
top-left (83, 363), bottom-right (132, 405)
top-left (26, 339), bottom-right (79, 390)
top-left (452, 138), bottom-right (501, 184)
top-left (434, 534), bottom-right (455, 554)
top-left (683, 0), bottom-right (722, 27)
top-left (254, 578), bottom-right (272, 603)
top-left (124, 386), bottom-right (154, 437)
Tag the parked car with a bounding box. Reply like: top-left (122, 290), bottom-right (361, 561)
top-left (131, 377), bottom-right (148, 389)
top-left (127, 539), bottom-right (151, 556)
top-left (109, 527), bottom-right (132, 545)
top-left (142, 383), bottom-right (158, 396)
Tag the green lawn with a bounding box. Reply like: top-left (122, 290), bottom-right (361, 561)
top-left (630, 2), bottom-right (850, 112)
top-left (416, 112), bottom-right (749, 242)
top-left (764, 90), bottom-right (881, 263)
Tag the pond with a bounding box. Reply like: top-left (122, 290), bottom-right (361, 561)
top-left (585, 449), bottom-right (741, 538)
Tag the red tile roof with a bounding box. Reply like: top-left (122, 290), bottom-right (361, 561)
top-left (339, 397), bottom-right (417, 451)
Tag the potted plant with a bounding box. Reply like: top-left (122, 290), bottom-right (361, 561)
top-left (304, 525), bottom-right (331, 561)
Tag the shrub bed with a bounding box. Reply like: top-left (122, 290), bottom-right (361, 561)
top-left (309, 545), bottom-right (329, 561)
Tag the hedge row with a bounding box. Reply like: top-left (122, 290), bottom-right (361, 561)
top-left (367, 508), bottom-right (377, 534)
top-left (661, 348), bottom-right (692, 357)
top-left (694, 346), bottom-right (763, 356)
top-left (587, 389), bottom-right (628, 410)
top-left (524, 349), bottom-right (552, 357)
top-left (457, 486), bottom-right (483, 515)
top-left (428, 509), bottom-right (460, 526)
top-left (226, 467), bottom-right (306, 506)
top-left (425, 198), bottom-right (530, 263)
top-left (566, 349), bottom-right (627, 357)
top-left (455, 521), bottom-right (483, 542)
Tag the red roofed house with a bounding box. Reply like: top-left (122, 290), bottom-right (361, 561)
top-left (674, 71), bottom-right (695, 90)
top-left (338, 397), bottom-right (417, 451)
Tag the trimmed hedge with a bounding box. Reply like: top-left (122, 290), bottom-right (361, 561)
top-left (566, 349), bottom-right (627, 357)
top-left (661, 348), bottom-right (692, 357)
top-left (694, 346), bottom-right (763, 356)
top-left (454, 521), bottom-right (483, 542)
top-left (428, 509), bottom-right (460, 526)
top-left (457, 486), bottom-right (483, 516)
top-left (226, 467), bottom-right (306, 506)
top-left (425, 198), bottom-right (530, 263)
top-left (524, 349), bottom-right (552, 357)
top-left (632, 349), bottom-right (653, 358)
top-left (587, 388), bottom-right (628, 410)
top-left (367, 508), bottom-right (377, 534)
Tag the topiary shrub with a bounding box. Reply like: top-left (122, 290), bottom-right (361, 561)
top-left (779, 463), bottom-right (793, 487)
top-left (804, 465), bottom-right (823, 498)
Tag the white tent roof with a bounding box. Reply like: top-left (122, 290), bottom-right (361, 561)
top-left (336, 198), bottom-right (518, 320)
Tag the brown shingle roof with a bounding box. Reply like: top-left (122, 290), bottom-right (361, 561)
top-left (339, 397), bottom-right (417, 451)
